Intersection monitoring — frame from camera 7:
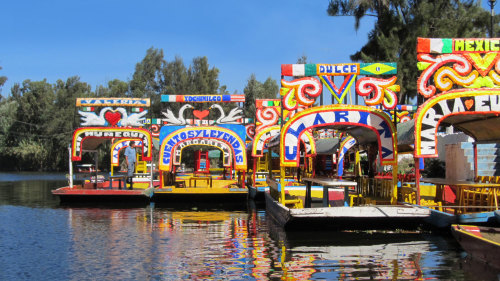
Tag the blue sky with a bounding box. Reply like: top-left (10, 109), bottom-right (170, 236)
top-left (1, 0), bottom-right (498, 104)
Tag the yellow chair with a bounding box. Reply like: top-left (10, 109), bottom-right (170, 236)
top-left (461, 185), bottom-right (491, 213)
top-left (475, 175), bottom-right (486, 183)
top-left (135, 160), bottom-right (147, 173)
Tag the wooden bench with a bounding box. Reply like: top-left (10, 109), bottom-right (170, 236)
top-left (109, 175), bottom-right (127, 189)
top-left (189, 176), bottom-right (212, 187)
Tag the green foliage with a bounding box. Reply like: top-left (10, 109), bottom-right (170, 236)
top-left (398, 156), bottom-right (414, 174)
top-left (11, 139), bottom-right (49, 171)
top-left (95, 79), bottom-right (128, 97)
top-left (130, 47), bottom-right (167, 116)
top-left (422, 158), bottom-right (446, 178)
top-left (131, 49), bottom-right (226, 116)
top-left (0, 49), bottom-right (233, 171)
top-left (0, 99), bottom-right (17, 157)
top-left (243, 74), bottom-right (279, 118)
top-left (1, 78), bottom-right (87, 170)
top-left (327, 0), bottom-right (492, 103)
top-left (0, 66), bottom-right (7, 98)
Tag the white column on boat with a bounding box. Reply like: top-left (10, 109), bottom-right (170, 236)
top-left (150, 162), bottom-right (154, 188)
top-left (68, 144), bottom-right (73, 188)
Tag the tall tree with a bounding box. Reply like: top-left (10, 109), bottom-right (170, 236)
top-left (0, 98), bottom-right (17, 170)
top-left (47, 77), bottom-right (92, 170)
top-left (243, 74), bottom-right (279, 118)
top-left (161, 56), bottom-right (190, 114)
top-left (8, 79), bottom-right (55, 170)
top-left (95, 79), bottom-right (129, 97)
top-left (327, 0), bottom-right (491, 103)
top-left (0, 66), bottom-right (7, 101)
top-left (130, 47), bottom-right (166, 116)
top-left (188, 56), bottom-right (220, 95)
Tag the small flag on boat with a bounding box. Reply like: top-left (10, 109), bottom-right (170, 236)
top-left (81, 107), bottom-right (94, 112)
top-left (417, 38), bottom-right (453, 53)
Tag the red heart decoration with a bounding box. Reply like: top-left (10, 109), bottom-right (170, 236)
top-left (465, 99), bottom-right (474, 110)
top-left (104, 111), bottom-right (122, 126)
top-left (193, 110), bottom-right (210, 120)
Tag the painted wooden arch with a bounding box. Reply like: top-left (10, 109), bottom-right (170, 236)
top-left (172, 138), bottom-right (232, 167)
top-left (414, 89), bottom-right (500, 158)
top-left (280, 105), bottom-right (396, 167)
top-left (159, 126), bottom-right (247, 171)
top-left (72, 127), bottom-right (152, 161)
top-left (251, 125), bottom-right (316, 157)
top-left (111, 139), bottom-right (144, 167)
top-left (337, 136), bottom-right (357, 177)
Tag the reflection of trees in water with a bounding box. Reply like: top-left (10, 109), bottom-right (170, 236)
top-left (0, 179), bottom-right (65, 207)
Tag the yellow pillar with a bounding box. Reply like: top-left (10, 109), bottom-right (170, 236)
top-left (391, 132), bottom-right (399, 205)
top-left (280, 166), bottom-right (286, 203)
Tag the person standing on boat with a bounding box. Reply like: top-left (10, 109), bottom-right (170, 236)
top-left (124, 141), bottom-right (137, 190)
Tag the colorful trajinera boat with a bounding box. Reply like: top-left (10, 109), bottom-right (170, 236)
top-left (451, 224), bottom-right (500, 268)
top-left (248, 99), bottom-right (329, 203)
top-left (263, 62), bottom-right (431, 230)
top-left (399, 38), bottom-right (500, 228)
top-left (52, 98), bottom-right (155, 203)
top-left (152, 94), bottom-right (249, 204)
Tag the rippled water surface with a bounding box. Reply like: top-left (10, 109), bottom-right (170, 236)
top-left (1, 173), bottom-right (499, 280)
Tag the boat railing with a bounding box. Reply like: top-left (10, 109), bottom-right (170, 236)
top-left (355, 176), bottom-right (394, 205)
top-left (399, 182), bottom-right (500, 214)
top-left (458, 185), bottom-right (500, 214)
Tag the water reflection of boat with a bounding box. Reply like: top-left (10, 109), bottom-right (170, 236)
top-left (451, 224), bottom-right (500, 269)
top-left (458, 254), bottom-right (500, 281)
top-left (266, 216), bottom-right (447, 280)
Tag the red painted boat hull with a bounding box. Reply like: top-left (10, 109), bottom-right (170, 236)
top-left (52, 186), bottom-right (150, 203)
top-left (451, 224), bottom-right (500, 269)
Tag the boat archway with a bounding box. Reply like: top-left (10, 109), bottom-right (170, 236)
top-left (159, 126), bottom-right (247, 171)
top-left (280, 104), bottom-right (397, 167)
top-left (172, 138), bottom-right (232, 168)
top-left (337, 136), bottom-right (357, 177)
top-left (111, 139), bottom-right (144, 167)
top-left (414, 89), bottom-right (500, 158)
top-left (252, 125), bottom-right (316, 157)
top-left (72, 127), bottom-right (152, 161)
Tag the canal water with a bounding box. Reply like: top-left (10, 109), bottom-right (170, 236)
top-left (1, 173), bottom-right (499, 280)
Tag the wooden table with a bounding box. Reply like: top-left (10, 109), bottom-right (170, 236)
top-left (302, 177), bottom-right (358, 208)
top-left (189, 176), bottom-right (213, 187)
top-left (109, 175), bottom-right (126, 189)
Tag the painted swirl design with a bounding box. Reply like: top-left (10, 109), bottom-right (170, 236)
top-left (417, 54), bottom-right (472, 98)
top-left (491, 59), bottom-right (500, 85)
top-left (246, 124), bottom-right (255, 140)
top-left (256, 107), bottom-right (279, 132)
top-left (281, 77), bottom-right (322, 110)
top-left (434, 67), bottom-right (478, 91)
top-left (356, 76), bottom-right (399, 109)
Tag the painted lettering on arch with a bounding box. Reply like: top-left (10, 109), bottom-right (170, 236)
top-left (281, 105), bottom-right (396, 167)
top-left (159, 126), bottom-right (247, 171)
top-left (415, 90), bottom-right (500, 157)
top-left (72, 128), bottom-right (152, 161)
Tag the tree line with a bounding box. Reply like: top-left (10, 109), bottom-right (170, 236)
top-left (0, 48), bottom-right (277, 171)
